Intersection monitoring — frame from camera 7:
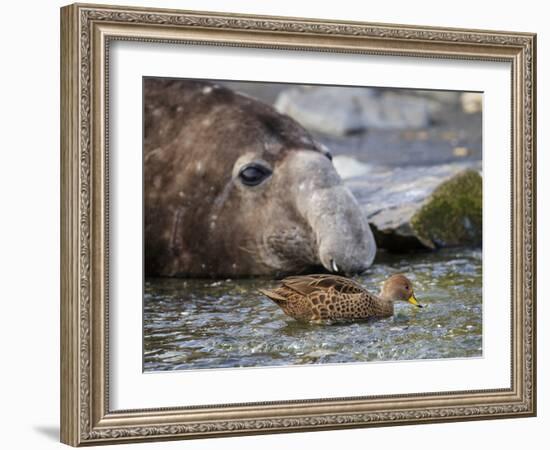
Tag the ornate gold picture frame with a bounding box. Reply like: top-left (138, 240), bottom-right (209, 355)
top-left (60, 2), bottom-right (536, 446)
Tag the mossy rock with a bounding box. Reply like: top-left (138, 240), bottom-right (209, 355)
top-left (342, 160), bottom-right (482, 252)
top-left (410, 170), bottom-right (482, 248)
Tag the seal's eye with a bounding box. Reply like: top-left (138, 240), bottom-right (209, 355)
top-left (238, 164), bottom-right (272, 186)
top-left (325, 151), bottom-right (333, 161)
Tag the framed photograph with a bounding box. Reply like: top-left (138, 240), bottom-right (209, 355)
top-left (60, 3), bottom-right (536, 446)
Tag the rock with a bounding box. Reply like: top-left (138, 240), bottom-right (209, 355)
top-left (452, 146), bottom-right (470, 157)
top-left (461, 93), bottom-right (483, 114)
top-left (275, 86), bottom-right (435, 136)
top-left (410, 170), bottom-right (482, 248)
top-left (219, 81), bottom-right (287, 105)
top-left (332, 155), bottom-right (372, 179)
top-left (416, 91), bottom-right (462, 105)
top-left (338, 158), bottom-right (482, 251)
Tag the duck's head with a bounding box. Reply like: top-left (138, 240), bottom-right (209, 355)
top-left (381, 274), bottom-right (422, 308)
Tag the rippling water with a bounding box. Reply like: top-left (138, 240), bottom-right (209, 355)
top-left (144, 249), bottom-right (482, 372)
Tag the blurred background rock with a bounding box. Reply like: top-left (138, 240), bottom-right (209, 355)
top-left (220, 81), bottom-right (483, 252)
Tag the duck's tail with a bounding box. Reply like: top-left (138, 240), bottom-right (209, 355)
top-left (258, 288), bottom-right (288, 305)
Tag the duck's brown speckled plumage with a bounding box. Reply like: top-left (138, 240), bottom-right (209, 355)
top-left (259, 274), bottom-right (397, 322)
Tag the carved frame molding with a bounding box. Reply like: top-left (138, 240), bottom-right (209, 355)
top-left (60, 3), bottom-right (536, 446)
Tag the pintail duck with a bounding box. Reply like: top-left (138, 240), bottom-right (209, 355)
top-left (259, 274), bottom-right (422, 322)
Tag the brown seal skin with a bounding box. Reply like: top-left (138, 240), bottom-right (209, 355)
top-left (144, 78), bottom-right (376, 278)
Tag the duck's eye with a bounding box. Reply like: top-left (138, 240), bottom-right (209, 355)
top-left (238, 163), bottom-right (272, 186)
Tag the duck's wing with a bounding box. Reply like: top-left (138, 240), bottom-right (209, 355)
top-left (258, 288), bottom-right (289, 305)
top-left (281, 274), bottom-right (365, 296)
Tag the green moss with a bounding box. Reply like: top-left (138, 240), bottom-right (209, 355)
top-left (410, 170), bottom-right (482, 247)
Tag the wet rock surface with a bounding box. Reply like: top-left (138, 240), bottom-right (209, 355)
top-left (337, 159), bottom-right (482, 251)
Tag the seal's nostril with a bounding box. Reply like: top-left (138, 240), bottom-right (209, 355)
top-left (330, 259), bottom-right (339, 273)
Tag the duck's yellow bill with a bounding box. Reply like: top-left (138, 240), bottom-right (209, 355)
top-left (408, 294), bottom-right (423, 308)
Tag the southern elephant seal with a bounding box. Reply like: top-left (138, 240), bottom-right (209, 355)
top-left (144, 78), bottom-right (376, 277)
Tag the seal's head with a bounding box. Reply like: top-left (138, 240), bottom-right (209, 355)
top-left (144, 79), bottom-right (376, 277)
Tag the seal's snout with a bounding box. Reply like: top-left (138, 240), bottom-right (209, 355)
top-left (321, 254), bottom-right (370, 276)
top-left (290, 150), bottom-right (377, 276)
top-left (326, 258), bottom-right (369, 275)
top-left (314, 190), bottom-right (376, 275)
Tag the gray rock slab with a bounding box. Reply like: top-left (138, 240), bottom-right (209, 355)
top-left (335, 157), bottom-right (483, 251)
top-left (275, 86), bottom-right (437, 136)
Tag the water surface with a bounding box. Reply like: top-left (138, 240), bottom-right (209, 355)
top-left (144, 248), bottom-right (482, 372)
